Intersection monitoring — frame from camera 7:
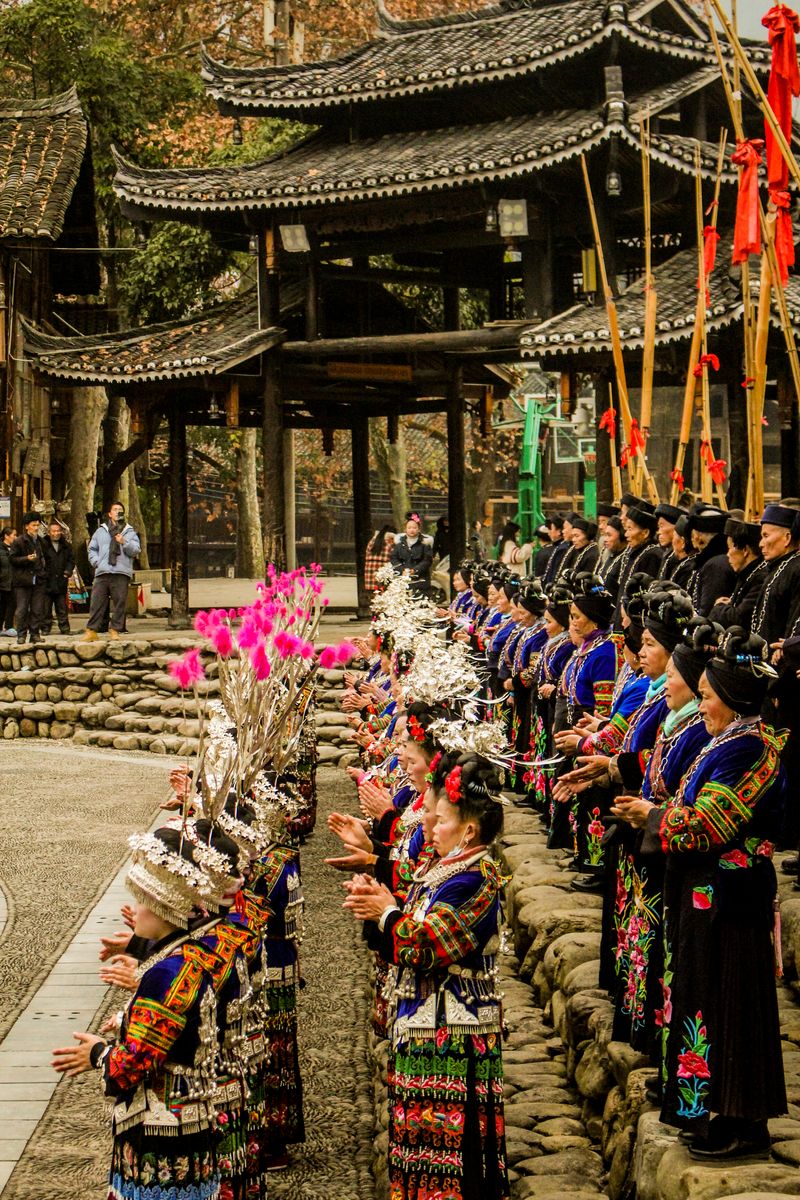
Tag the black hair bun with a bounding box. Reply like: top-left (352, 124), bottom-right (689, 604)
top-left (686, 616), bottom-right (725, 654)
top-left (716, 625), bottom-right (771, 667)
top-left (546, 583), bottom-right (574, 606)
top-left (644, 586), bottom-right (694, 626)
top-left (192, 818), bottom-right (242, 875)
top-left (571, 571), bottom-right (609, 598)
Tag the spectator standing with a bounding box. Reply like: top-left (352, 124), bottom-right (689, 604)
top-left (364, 525), bottom-right (395, 592)
top-left (82, 501), bottom-right (140, 642)
top-left (431, 515), bottom-right (450, 561)
top-left (0, 527), bottom-right (15, 635)
top-left (390, 512), bottom-right (433, 595)
top-left (497, 520), bottom-right (533, 577)
top-left (40, 520), bottom-right (75, 635)
top-left (10, 513), bottom-right (45, 645)
top-left (468, 518), bottom-right (491, 561)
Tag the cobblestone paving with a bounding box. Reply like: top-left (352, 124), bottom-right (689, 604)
top-left (2, 766), bottom-right (377, 1200)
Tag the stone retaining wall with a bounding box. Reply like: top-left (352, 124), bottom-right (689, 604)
top-left (500, 804), bottom-right (800, 1200)
top-left (0, 638), bottom-right (357, 763)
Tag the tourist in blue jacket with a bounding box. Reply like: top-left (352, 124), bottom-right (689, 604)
top-left (82, 500), bottom-right (140, 641)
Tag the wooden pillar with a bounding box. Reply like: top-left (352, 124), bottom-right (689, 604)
top-left (447, 368), bottom-right (467, 569)
top-left (778, 363), bottom-right (800, 497)
top-left (283, 427), bottom-right (296, 570)
top-left (352, 416), bottom-right (372, 618)
top-left (167, 405), bottom-right (190, 628)
top-left (521, 220), bottom-right (554, 321)
top-left (159, 474), bottom-right (169, 570)
top-left (258, 226), bottom-right (286, 568)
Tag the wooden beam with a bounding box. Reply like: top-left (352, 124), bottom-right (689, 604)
top-left (447, 367), bottom-right (467, 570)
top-left (352, 417), bottom-right (372, 618)
top-left (167, 407), bottom-right (190, 629)
top-left (283, 325), bottom-right (524, 358)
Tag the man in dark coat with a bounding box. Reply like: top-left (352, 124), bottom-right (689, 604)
top-left (612, 500), bottom-right (663, 625)
top-left (689, 507), bottom-right (736, 615)
top-left (709, 515), bottom-right (767, 632)
top-left (10, 513), bottom-right (46, 644)
top-left (542, 515), bottom-right (570, 586)
top-left (390, 512), bottom-right (433, 595)
top-left (40, 520), bottom-right (75, 635)
top-left (0, 527), bottom-right (14, 633)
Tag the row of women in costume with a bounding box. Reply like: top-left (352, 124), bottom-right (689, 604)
top-left (344, 542), bottom-right (790, 1169)
top-left (330, 590), bottom-right (512, 1200)
top-left (52, 728), bottom-right (308, 1200)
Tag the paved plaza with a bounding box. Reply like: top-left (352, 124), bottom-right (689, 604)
top-left (0, 751), bottom-right (375, 1199)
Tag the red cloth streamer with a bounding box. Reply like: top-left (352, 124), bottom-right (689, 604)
top-left (731, 139), bottom-right (764, 263)
top-left (670, 468), bottom-right (685, 492)
top-left (629, 418), bottom-right (646, 455)
top-left (762, 5), bottom-right (800, 189)
top-left (770, 187), bottom-right (795, 282)
top-left (599, 407), bottom-right (617, 440)
top-left (693, 353), bottom-right (720, 378)
top-left (708, 458), bottom-right (728, 486)
top-left (702, 225), bottom-right (720, 279)
top-left (700, 439), bottom-right (714, 465)
top-left (620, 445), bottom-right (631, 468)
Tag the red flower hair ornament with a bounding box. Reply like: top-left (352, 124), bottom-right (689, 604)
top-left (408, 714), bottom-right (427, 743)
top-left (445, 766), bottom-right (464, 804)
top-left (425, 750), bottom-right (442, 785)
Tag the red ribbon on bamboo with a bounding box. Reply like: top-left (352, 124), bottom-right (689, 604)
top-left (670, 468), bottom-right (685, 492)
top-left (703, 225), bottom-right (720, 279)
top-left (762, 5), bottom-right (800, 189)
top-left (770, 188), bottom-right (795, 282)
top-left (692, 353), bottom-right (720, 378)
top-left (700, 439), bottom-right (728, 486)
top-left (599, 407), bottom-right (617, 440)
top-left (629, 418), bottom-right (646, 455)
top-left (731, 139), bottom-right (764, 263)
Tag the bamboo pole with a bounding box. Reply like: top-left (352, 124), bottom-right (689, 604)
top-left (669, 135), bottom-right (726, 506)
top-left (695, 147), bottom-right (715, 505)
top-left (607, 384), bottom-right (623, 504)
top-left (638, 115), bottom-right (657, 497)
top-left (750, 224), bottom-right (773, 516)
top-left (580, 155), bottom-right (658, 499)
top-left (703, 1), bottom-right (800, 502)
top-left (706, 0), bottom-right (800, 192)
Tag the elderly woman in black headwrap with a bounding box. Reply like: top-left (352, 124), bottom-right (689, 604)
top-left (614, 627), bottom-right (787, 1159)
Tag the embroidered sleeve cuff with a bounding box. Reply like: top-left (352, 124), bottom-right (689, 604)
top-left (90, 1040), bottom-right (110, 1069)
top-left (378, 904), bottom-right (400, 933)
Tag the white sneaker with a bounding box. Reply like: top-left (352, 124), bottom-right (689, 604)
top-left (1, 628), bottom-right (16, 637)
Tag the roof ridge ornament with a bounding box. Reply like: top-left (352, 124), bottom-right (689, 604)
top-left (604, 0), bottom-right (628, 22)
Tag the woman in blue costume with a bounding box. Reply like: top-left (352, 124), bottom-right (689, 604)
top-left (609, 625), bottom-right (712, 1058)
top-left (344, 750), bottom-right (509, 1200)
top-left (484, 575), bottom-right (519, 698)
top-left (548, 574), bottom-right (619, 852)
top-left (615, 627), bottom-right (787, 1159)
top-left (53, 827), bottom-right (226, 1200)
top-left (526, 584), bottom-right (574, 817)
top-left (502, 581), bottom-right (549, 791)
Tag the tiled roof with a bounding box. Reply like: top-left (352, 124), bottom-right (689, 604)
top-left (24, 295), bottom-right (283, 384)
top-left (113, 105), bottom-right (736, 219)
top-left (0, 87), bottom-right (88, 240)
top-left (201, 0), bottom-right (769, 117)
top-left (519, 240), bottom-right (800, 359)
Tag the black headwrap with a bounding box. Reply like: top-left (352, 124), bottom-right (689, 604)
top-left (503, 577), bottom-right (521, 601)
top-left (671, 618), bottom-right (722, 697)
top-left (704, 627), bottom-right (776, 716)
top-left (518, 580), bottom-right (547, 615)
top-left (472, 572), bottom-right (491, 600)
top-left (545, 583), bottom-right (573, 628)
top-left (571, 574), bottom-right (613, 628)
top-left (760, 503), bottom-right (800, 540)
top-left (643, 587), bottom-right (694, 653)
top-left (623, 622), bottom-right (644, 655)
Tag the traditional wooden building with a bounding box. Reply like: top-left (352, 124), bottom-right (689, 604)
top-left (25, 0), bottom-right (775, 617)
top-left (0, 87), bottom-right (98, 524)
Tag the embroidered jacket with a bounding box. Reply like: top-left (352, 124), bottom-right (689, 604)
top-left (378, 852), bottom-right (504, 1047)
top-left (580, 669), bottom-right (649, 756)
top-left (641, 709), bottom-right (709, 805)
top-left (534, 630), bottom-right (575, 691)
top-left (512, 621), bottom-right (549, 685)
top-left (614, 684), bottom-right (670, 788)
top-left (102, 934), bottom-right (221, 1136)
top-left (657, 718), bottom-right (785, 857)
top-left (194, 913), bottom-right (261, 1110)
top-left (559, 631), bottom-right (618, 719)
